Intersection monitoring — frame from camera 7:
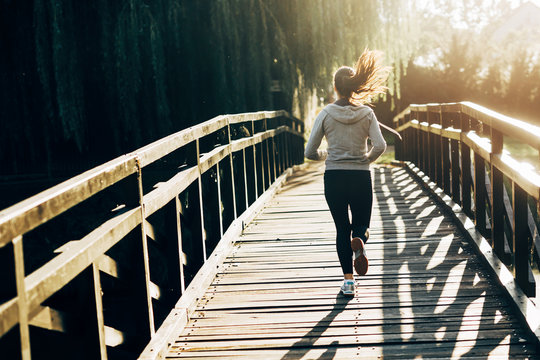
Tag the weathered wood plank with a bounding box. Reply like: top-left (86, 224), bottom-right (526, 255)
top-left (162, 164), bottom-right (539, 359)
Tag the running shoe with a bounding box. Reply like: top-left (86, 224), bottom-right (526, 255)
top-left (340, 279), bottom-right (355, 297)
top-left (351, 236), bottom-right (368, 276)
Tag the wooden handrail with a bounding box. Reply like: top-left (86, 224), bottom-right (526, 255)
top-left (393, 101), bottom-right (539, 298)
top-left (0, 110), bottom-right (304, 359)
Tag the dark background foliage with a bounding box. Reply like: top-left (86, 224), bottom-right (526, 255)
top-left (2, 0), bottom-right (539, 209)
top-left (1, 0), bottom-right (409, 208)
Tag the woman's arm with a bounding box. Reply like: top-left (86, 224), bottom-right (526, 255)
top-left (366, 112), bottom-right (387, 163)
top-left (304, 112), bottom-right (328, 161)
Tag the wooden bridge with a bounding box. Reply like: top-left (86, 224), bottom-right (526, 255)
top-left (1, 103), bottom-right (540, 359)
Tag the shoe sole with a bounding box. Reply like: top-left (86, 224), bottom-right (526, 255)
top-left (351, 237), bottom-right (368, 276)
top-left (341, 290), bottom-right (354, 297)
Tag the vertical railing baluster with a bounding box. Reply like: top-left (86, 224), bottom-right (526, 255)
top-left (251, 120), bottom-right (259, 200)
top-left (264, 118), bottom-right (271, 188)
top-left (136, 159), bottom-right (155, 336)
top-left (451, 114), bottom-right (461, 205)
top-left (92, 263), bottom-right (108, 360)
top-left (285, 127), bottom-right (292, 168)
top-left (175, 195), bottom-right (185, 292)
top-left (460, 112), bottom-right (473, 217)
top-left (420, 112), bottom-right (427, 173)
top-left (441, 110), bottom-right (451, 195)
top-left (227, 121), bottom-right (237, 219)
top-left (243, 148), bottom-right (249, 211)
top-left (513, 182), bottom-right (534, 296)
top-left (415, 111), bottom-right (420, 166)
top-left (474, 153), bottom-right (487, 235)
top-left (434, 110), bottom-right (443, 188)
top-left (427, 109), bottom-right (436, 181)
top-left (13, 235), bottom-right (31, 360)
top-left (196, 139), bottom-right (208, 260)
top-left (216, 161), bottom-right (223, 237)
top-left (490, 129), bottom-right (505, 259)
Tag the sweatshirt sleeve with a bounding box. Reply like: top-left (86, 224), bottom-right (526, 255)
top-left (366, 111), bottom-right (387, 163)
top-left (304, 111), bottom-right (328, 161)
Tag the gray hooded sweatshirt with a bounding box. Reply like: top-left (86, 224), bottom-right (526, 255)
top-left (304, 103), bottom-right (386, 171)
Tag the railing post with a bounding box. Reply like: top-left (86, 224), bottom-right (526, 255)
top-left (285, 126), bottom-right (292, 168)
top-left (196, 139), bottom-right (208, 260)
top-left (451, 115), bottom-right (461, 205)
top-left (242, 148), bottom-right (249, 211)
top-left (251, 120), bottom-right (259, 199)
top-left (441, 110), bottom-right (451, 195)
top-left (263, 119), bottom-right (271, 188)
top-left (427, 108), bottom-right (436, 181)
top-left (135, 159), bottom-right (156, 336)
top-left (460, 113), bottom-right (473, 218)
top-left (490, 129), bottom-right (505, 259)
top-left (227, 121), bottom-right (237, 219)
top-left (434, 110), bottom-right (443, 188)
top-left (513, 182), bottom-right (536, 296)
top-left (92, 263), bottom-right (108, 360)
top-left (415, 111), bottom-right (421, 166)
top-left (175, 195), bottom-right (185, 292)
top-left (13, 235), bottom-right (31, 360)
top-left (216, 161), bottom-right (223, 237)
top-left (474, 153), bottom-right (487, 235)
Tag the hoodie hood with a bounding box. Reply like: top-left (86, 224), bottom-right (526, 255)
top-left (322, 103), bottom-right (372, 124)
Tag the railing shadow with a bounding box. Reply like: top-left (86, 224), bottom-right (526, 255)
top-left (279, 293), bottom-right (353, 360)
top-left (376, 166), bottom-right (528, 358)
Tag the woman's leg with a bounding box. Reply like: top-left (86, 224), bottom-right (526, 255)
top-left (349, 170), bottom-right (372, 241)
top-left (324, 171), bottom-right (353, 276)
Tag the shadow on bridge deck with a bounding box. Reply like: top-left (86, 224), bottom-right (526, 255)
top-left (159, 163), bottom-right (539, 359)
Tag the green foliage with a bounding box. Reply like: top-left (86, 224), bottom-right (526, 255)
top-left (0, 0), bottom-right (411, 180)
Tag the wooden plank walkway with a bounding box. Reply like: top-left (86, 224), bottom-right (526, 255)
top-left (164, 163), bottom-right (539, 359)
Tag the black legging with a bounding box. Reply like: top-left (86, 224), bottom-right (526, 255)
top-left (324, 170), bottom-right (372, 274)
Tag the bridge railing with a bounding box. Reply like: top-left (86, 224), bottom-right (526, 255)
top-left (394, 102), bottom-right (540, 297)
top-left (0, 111), bottom-right (304, 359)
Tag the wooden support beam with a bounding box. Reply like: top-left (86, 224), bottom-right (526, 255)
top-left (13, 236), bottom-right (31, 360)
top-left (92, 263), bottom-right (108, 360)
top-left (490, 130), bottom-right (505, 260)
top-left (135, 159), bottom-right (155, 336)
top-left (196, 139), bottom-right (208, 261)
top-left (461, 114), bottom-right (472, 218)
top-left (513, 182), bottom-right (536, 297)
top-left (474, 153), bottom-right (487, 235)
top-left (175, 196), bottom-right (185, 293)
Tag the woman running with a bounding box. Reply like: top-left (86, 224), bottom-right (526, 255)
top-left (304, 49), bottom-right (390, 297)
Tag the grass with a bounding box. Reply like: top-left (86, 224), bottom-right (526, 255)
top-left (374, 148), bottom-right (395, 165)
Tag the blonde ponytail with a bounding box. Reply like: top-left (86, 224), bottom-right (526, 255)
top-left (334, 49), bottom-right (391, 105)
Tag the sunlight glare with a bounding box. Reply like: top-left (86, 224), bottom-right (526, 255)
top-left (489, 335), bottom-right (512, 358)
top-left (473, 273), bottom-right (482, 286)
top-left (451, 293), bottom-right (486, 359)
top-left (435, 326), bottom-right (447, 341)
top-left (416, 205), bottom-right (437, 219)
top-left (426, 234), bottom-right (454, 270)
top-left (401, 184), bottom-right (417, 194)
top-left (393, 216), bottom-right (406, 254)
top-left (405, 189), bottom-right (423, 200)
top-left (434, 260), bottom-right (467, 314)
top-left (386, 197), bottom-right (398, 215)
top-left (420, 244), bottom-right (429, 255)
top-left (397, 178), bottom-right (414, 187)
top-left (399, 262), bottom-right (414, 340)
top-left (426, 276), bottom-right (436, 292)
top-left (495, 309), bottom-right (504, 324)
top-left (421, 216), bottom-right (444, 237)
top-left (410, 196), bottom-right (429, 210)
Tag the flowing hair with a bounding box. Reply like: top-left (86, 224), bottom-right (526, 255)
top-left (334, 49), bottom-right (391, 106)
